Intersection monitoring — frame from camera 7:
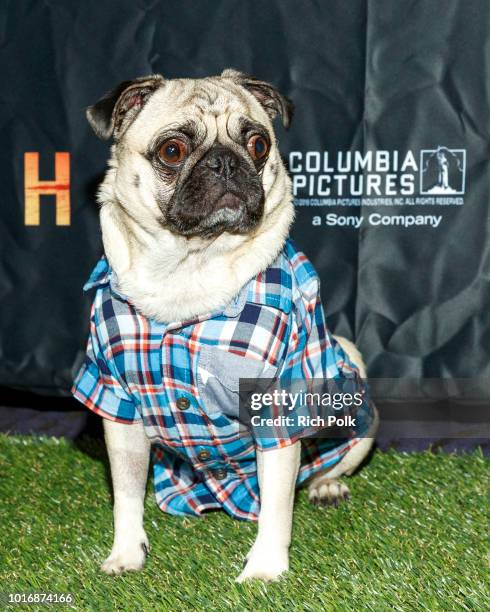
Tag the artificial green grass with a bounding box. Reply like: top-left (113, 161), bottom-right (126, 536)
top-left (0, 434), bottom-right (488, 611)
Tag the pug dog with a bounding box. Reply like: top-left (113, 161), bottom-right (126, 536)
top-left (74, 69), bottom-right (378, 582)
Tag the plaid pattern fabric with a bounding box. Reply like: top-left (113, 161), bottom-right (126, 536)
top-left (72, 239), bottom-right (375, 521)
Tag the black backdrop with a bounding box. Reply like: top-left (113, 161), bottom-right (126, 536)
top-left (1, 1), bottom-right (489, 439)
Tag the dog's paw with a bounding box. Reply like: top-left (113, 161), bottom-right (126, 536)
top-left (236, 544), bottom-right (289, 583)
top-left (100, 536), bottom-right (150, 575)
top-left (308, 476), bottom-right (350, 507)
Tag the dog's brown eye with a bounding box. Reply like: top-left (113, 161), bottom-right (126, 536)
top-left (247, 134), bottom-right (269, 161)
top-left (158, 139), bottom-right (188, 164)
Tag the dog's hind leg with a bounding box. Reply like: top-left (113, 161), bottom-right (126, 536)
top-left (308, 335), bottom-right (379, 507)
top-left (100, 419), bottom-right (151, 575)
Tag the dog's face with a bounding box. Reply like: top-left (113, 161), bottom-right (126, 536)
top-left (87, 70), bottom-right (293, 240)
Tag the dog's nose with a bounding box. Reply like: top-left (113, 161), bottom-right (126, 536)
top-left (204, 146), bottom-right (239, 180)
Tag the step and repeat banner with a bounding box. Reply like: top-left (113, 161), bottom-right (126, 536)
top-left (1, 1), bottom-right (489, 425)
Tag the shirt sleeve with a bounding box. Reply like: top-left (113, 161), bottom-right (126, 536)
top-left (253, 275), bottom-right (372, 450)
top-left (280, 274), bottom-right (365, 379)
top-left (279, 276), bottom-right (331, 379)
top-left (71, 304), bottom-right (141, 423)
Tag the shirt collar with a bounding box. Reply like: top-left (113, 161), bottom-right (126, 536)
top-left (83, 249), bottom-right (292, 318)
top-left (83, 256), bottom-right (111, 290)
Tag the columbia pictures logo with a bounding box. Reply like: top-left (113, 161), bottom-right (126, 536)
top-left (420, 146), bottom-right (466, 195)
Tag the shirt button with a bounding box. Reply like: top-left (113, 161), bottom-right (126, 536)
top-left (197, 449), bottom-right (211, 461)
top-left (212, 468), bottom-right (227, 480)
top-left (176, 397), bottom-right (190, 411)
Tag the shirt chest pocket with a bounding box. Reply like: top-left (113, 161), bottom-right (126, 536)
top-left (197, 346), bottom-right (277, 417)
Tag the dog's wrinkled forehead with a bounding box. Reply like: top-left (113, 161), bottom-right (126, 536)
top-left (127, 79), bottom-right (270, 150)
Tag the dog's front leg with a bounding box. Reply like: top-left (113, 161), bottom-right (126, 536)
top-left (100, 419), bottom-right (151, 575)
top-left (236, 441), bottom-right (301, 582)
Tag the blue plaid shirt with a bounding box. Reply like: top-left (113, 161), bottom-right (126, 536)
top-left (72, 239), bottom-right (374, 521)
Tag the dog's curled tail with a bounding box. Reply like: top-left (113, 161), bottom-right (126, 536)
top-left (333, 335), bottom-right (367, 379)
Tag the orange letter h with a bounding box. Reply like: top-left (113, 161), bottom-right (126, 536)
top-left (24, 152), bottom-right (70, 225)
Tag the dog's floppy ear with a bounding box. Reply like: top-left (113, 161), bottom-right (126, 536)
top-left (221, 69), bottom-right (294, 129)
top-left (86, 74), bottom-right (165, 140)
